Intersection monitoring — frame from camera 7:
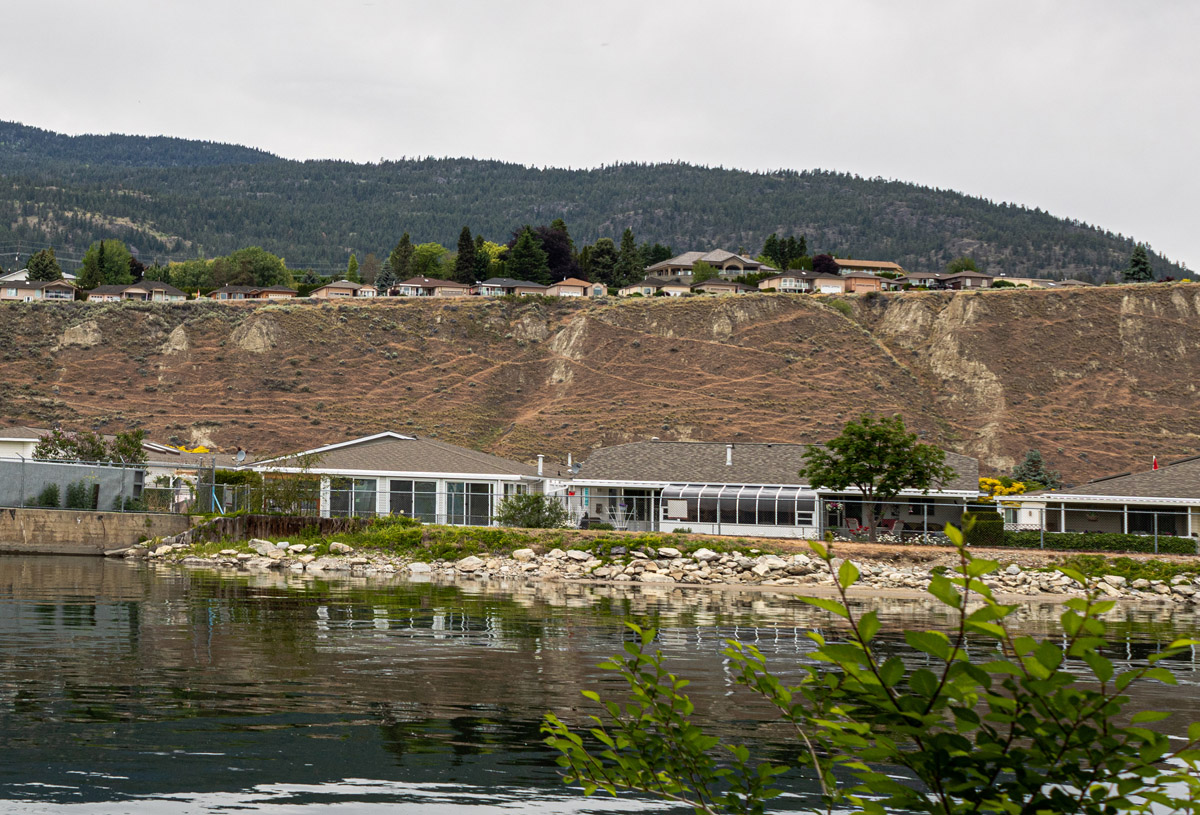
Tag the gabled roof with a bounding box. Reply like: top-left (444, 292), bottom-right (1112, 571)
top-left (624, 276), bottom-right (688, 289)
top-left (646, 250), bottom-right (774, 273)
top-left (0, 268), bottom-right (77, 282)
top-left (87, 282), bottom-right (186, 296)
top-left (396, 276), bottom-right (469, 287)
top-left (833, 259), bottom-right (906, 272)
top-left (0, 426), bottom-right (48, 442)
top-left (759, 270), bottom-right (841, 281)
top-left (692, 279), bottom-right (754, 291)
top-left (314, 280), bottom-right (374, 291)
top-left (4, 279), bottom-right (77, 291)
top-left (549, 277), bottom-right (592, 288)
top-left (254, 431), bottom-right (540, 477)
top-left (1031, 456), bottom-right (1200, 501)
top-left (575, 440), bottom-right (979, 492)
top-left (480, 277), bottom-right (548, 289)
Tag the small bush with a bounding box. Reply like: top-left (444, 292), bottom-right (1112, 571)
top-left (36, 483), bottom-right (61, 508)
top-left (829, 299), bottom-right (853, 316)
top-left (998, 530), bottom-right (1195, 555)
top-left (961, 511), bottom-right (1004, 547)
top-left (495, 494), bottom-right (570, 529)
top-left (64, 480), bottom-right (95, 510)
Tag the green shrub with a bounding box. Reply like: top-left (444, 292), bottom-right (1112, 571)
top-left (64, 480), bottom-right (95, 510)
top-left (36, 483), bottom-right (61, 508)
top-left (961, 510), bottom-right (1004, 547)
top-left (999, 530), bottom-right (1195, 554)
top-left (495, 493), bottom-right (570, 529)
top-left (829, 298), bottom-right (853, 316)
top-left (590, 522), bottom-right (615, 531)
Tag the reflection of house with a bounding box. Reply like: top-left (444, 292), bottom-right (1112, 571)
top-left (251, 431), bottom-right (543, 523)
top-left (999, 457), bottom-right (1200, 538)
top-left (86, 282), bottom-right (187, 302)
top-left (618, 277), bottom-right (692, 297)
top-left (311, 281), bottom-right (377, 299)
top-left (757, 271), bottom-right (845, 294)
top-left (557, 440), bottom-right (979, 537)
top-left (832, 259), bottom-right (906, 276)
top-left (209, 285), bottom-right (298, 301)
top-left (478, 278), bottom-right (548, 296)
top-left (0, 279), bottom-right (78, 302)
top-left (645, 250), bottom-right (775, 280)
top-left (389, 277), bottom-right (471, 297)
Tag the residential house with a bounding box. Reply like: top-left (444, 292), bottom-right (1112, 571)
top-left (690, 279), bottom-right (756, 295)
top-left (757, 270), bottom-right (846, 294)
top-left (832, 259), bottom-right (907, 276)
top-left (250, 431), bottom-right (543, 523)
top-left (209, 285), bottom-right (298, 301)
top-left (645, 250), bottom-right (776, 280)
top-left (0, 280), bottom-right (78, 302)
top-left (992, 276), bottom-right (1095, 288)
top-left (310, 281), bottom-right (377, 299)
top-left (0, 426), bottom-right (47, 459)
top-left (840, 271), bottom-right (891, 293)
top-left (545, 277), bottom-right (597, 297)
top-left (0, 268), bottom-right (78, 283)
top-left (618, 277), bottom-right (692, 297)
top-left (86, 282), bottom-right (187, 302)
top-left (389, 277), bottom-right (472, 297)
top-left (556, 440), bottom-right (979, 537)
top-left (998, 456), bottom-right (1200, 539)
top-left (477, 278), bottom-right (549, 296)
top-left (906, 271), bottom-right (994, 290)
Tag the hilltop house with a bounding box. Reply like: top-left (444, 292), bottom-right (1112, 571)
top-left (311, 281), bottom-right (377, 299)
top-left (998, 456), bottom-right (1200, 539)
top-left (832, 259), bottom-right (906, 276)
top-left (554, 440), bottom-right (979, 537)
top-left (86, 282), bottom-right (187, 302)
top-left (0, 268), bottom-right (78, 283)
top-left (0, 279), bottom-right (78, 302)
top-left (645, 250), bottom-right (775, 280)
top-left (757, 270), bottom-right (846, 294)
top-left (250, 431), bottom-right (543, 523)
top-left (477, 278), bottom-right (549, 296)
top-left (546, 278), bottom-right (602, 297)
top-left (209, 285), bottom-right (298, 301)
top-left (618, 277), bottom-right (692, 297)
top-left (906, 270), bottom-right (995, 290)
top-left (690, 279), bottom-right (756, 295)
top-left (389, 277), bottom-right (472, 297)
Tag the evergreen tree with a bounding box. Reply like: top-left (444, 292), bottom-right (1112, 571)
top-left (1123, 244), bottom-right (1154, 283)
top-left (783, 235), bottom-right (807, 267)
top-left (77, 248), bottom-right (103, 289)
top-left (946, 256), bottom-right (979, 273)
top-left (473, 234), bottom-right (492, 279)
top-left (506, 226), bottom-right (551, 284)
top-left (613, 228), bottom-right (643, 287)
top-left (374, 263), bottom-right (395, 292)
top-left (588, 238), bottom-right (618, 286)
top-left (1011, 449), bottom-right (1062, 490)
top-left (761, 233), bottom-right (782, 268)
top-left (80, 240), bottom-right (134, 286)
top-left (346, 253), bottom-right (360, 283)
top-left (535, 222), bottom-right (580, 280)
top-left (388, 233), bottom-right (414, 281)
top-left (454, 226), bottom-right (476, 283)
top-left (26, 248), bottom-right (63, 281)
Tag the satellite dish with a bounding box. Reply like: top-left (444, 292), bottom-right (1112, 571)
top-left (236, 449), bottom-right (246, 463)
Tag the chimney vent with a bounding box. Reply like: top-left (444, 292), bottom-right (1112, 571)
top-left (537, 454), bottom-right (544, 476)
top-left (726, 444), bottom-right (733, 466)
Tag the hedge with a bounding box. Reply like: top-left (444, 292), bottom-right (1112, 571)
top-left (986, 531), bottom-right (1196, 555)
top-left (961, 512), bottom-right (1005, 548)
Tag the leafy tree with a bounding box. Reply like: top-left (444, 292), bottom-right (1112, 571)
top-left (545, 530), bottom-right (1200, 815)
top-left (506, 226), bottom-right (551, 284)
top-left (1011, 448), bottom-right (1062, 490)
top-left (800, 414), bottom-right (955, 540)
top-left (946, 256), bottom-right (979, 273)
top-left (80, 240), bottom-right (134, 287)
top-left (690, 261), bottom-right (720, 284)
top-left (128, 255), bottom-right (145, 281)
top-left (473, 234), bottom-right (496, 279)
top-left (587, 238), bottom-right (620, 286)
top-left (812, 253), bottom-right (839, 276)
top-left (109, 429), bottom-right (148, 465)
top-left (33, 428), bottom-right (108, 463)
top-left (495, 493), bottom-right (570, 528)
top-left (388, 233), bottom-right (414, 281)
top-left (26, 248), bottom-right (63, 281)
top-left (411, 242), bottom-right (449, 278)
top-left (345, 253), bottom-right (360, 283)
top-left (360, 252), bottom-right (381, 283)
top-left (613, 228), bottom-right (643, 287)
top-left (1123, 244), bottom-right (1154, 283)
top-left (169, 258), bottom-right (213, 291)
top-left (211, 247), bottom-right (292, 288)
top-left (535, 222), bottom-right (581, 280)
top-left (454, 226), bottom-right (477, 283)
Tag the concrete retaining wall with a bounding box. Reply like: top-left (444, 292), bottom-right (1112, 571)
top-left (0, 507), bottom-right (191, 555)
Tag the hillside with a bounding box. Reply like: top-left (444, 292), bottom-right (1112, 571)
top-left (0, 121), bottom-right (1179, 281)
top-left (1, 286), bottom-right (1197, 483)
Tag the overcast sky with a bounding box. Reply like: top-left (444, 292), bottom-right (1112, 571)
top-left (3, 0), bottom-right (1197, 267)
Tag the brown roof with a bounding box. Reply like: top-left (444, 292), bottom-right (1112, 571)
top-left (1041, 456), bottom-right (1200, 501)
top-left (0, 426), bottom-right (48, 440)
top-left (833, 259), bottom-right (906, 272)
top-left (575, 440), bottom-right (978, 492)
top-left (258, 432), bottom-right (539, 477)
top-left (396, 277), bottom-right (469, 288)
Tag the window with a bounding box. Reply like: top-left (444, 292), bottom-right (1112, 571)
top-left (503, 483), bottom-right (528, 497)
top-left (329, 477), bottom-right (377, 517)
top-left (661, 485), bottom-right (816, 527)
top-left (447, 482), bottom-right (492, 525)
top-left (389, 480), bottom-right (437, 522)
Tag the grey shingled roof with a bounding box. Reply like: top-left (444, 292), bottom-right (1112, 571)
top-left (575, 440), bottom-right (978, 492)
top-left (261, 433), bottom-right (539, 477)
top-left (1042, 456), bottom-right (1200, 500)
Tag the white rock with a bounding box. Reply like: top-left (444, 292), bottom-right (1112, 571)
top-left (329, 542), bottom-right (354, 554)
top-left (288, 544), bottom-right (307, 553)
top-left (692, 548), bottom-right (720, 562)
top-left (298, 555), bottom-right (316, 564)
top-left (219, 549), bottom-right (239, 556)
top-left (657, 547), bottom-right (682, 559)
top-left (751, 563), bottom-right (773, 577)
top-left (1102, 574), bottom-right (1128, 588)
top-left (456, 555), bottom-right (485, 572)
top-left (511, 548), bottom-right (536, 562)
top-left (408, 562), bottom-right (432, 573)
top-left (1172, 584), bottom-right (1196, 597)
top-left (567, 550), bottom-right (592, 562)
top-left (1005, 564), bottom-right (1022, 576)
top-left (638, 572), bottom-right (676, 584)
top-left (1132, 578), bottom-right (1151, 590)
top-left (546, 548), bottom-right (566, 560)
top-left (153, 545), bottom-right (173, 556)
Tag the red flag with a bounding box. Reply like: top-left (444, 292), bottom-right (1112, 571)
top-left (1153, 455), bottom-right (1159, 470)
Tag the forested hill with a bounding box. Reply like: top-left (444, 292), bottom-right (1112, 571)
top-left (0, 120), bottom-right (1178, 280)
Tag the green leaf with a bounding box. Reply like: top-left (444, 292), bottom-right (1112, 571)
top-left (927, 574), bottom-right (962, 609)
top-left (906, 630), bottom-right (952, 661)
top-left (879, 656), bottom-right (905, 687)
top-left (1131, 710), bottom-right (1171, 724)
top-left (967, 558), bottom-right (1000, 578)
top-left (857, 611), bottom-right (881, 643)
top-left (798, 595), bottom-right (850, 619)
top-left (839, 559), bottom-right (860, 590)
top-left (1057, 567), bottom-right (1088, 586)
top-left (910, 668), bottom-right (939, 697)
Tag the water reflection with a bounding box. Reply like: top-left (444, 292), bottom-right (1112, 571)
top-left (1, 557), bottom-right (1198, 813)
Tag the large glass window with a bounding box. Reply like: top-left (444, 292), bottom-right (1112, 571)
top-left (662, 485), bottom-right (816, 527)
top-left (329, 477), bottom-right (377, 517)
top-left (447, 482), bottom-right (493, 526)
top-left (389, 480), bottom-right (437, 522)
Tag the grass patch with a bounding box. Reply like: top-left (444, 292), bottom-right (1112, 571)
top-left (1049, 554), bottom-right (1200, 583)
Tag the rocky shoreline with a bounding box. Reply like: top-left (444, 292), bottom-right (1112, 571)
top-left (119, 536), bottom-right (1200, 606)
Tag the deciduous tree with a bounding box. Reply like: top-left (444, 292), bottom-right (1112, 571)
top-left (800, 414), bottom-right (955, 540)
top-left (812, 253), bottom-right (838, 276)
top-left (947, 256), bottom-right (979, 273)
top-left (411, 242), bottom-right (449, 278)
top-left (690, 261), bottom-right (720, 284)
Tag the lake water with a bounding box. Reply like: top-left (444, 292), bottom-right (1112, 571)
top-left (2, 557), bottom-right (1199, 814)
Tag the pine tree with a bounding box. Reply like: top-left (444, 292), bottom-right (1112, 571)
top-left (26, 248), bottom-right (63, 282)
top-left (1123, 244), bottom-right (1154, 283)
top-left (473, 234), bottom-right (492, 279)
top-left (374, 262), bottom-right (395, 292)
top-left (454, 226), bottom-right (476, 283)
top-left (346, 254), bottom-right (360, 283)
top-left (388, 233), bottom-right (414, 281)
top-left (77, 250), bottom-right (103, 290)
top-left (761, 233), bottom-right (781, 268)
top-left (613, 228), bottom-right (643, 287)
top-left (1011, 449), bottom-right (1062, 490)
top-left (506, 226), bottom-right (551, 284)
top-left (588, 238), bottom-right (618, 286)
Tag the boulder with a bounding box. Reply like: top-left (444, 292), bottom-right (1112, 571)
top-left (567, 549), bottom-right (592, 562)
top-left (288, 544), bottom-right (307, 553)
top-left (546, 548), bottom-right (566, 560)
top-left (329, 542), bottom-right (354, 554)
top-left (751, 563), bottom-right (773, 577)
top-left (511, 548), bottom-right (536, 562)
top-left (1132, 578), bottom-right (1151, 590)
top-left (408, 562), bottom-right (432, 573)
top-left (1102, 574), bottom-right (1128, 588)
top-left (638, 572), bottom-right (676, 584)
top-left (657, 547), bottom-right (682, 559)
top-left (692, 548), bottom-right (720, 562)
top-left (456, 555), bottom-right (485, 572)
top-left (1005, 564), bottom-right (1022, 576)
